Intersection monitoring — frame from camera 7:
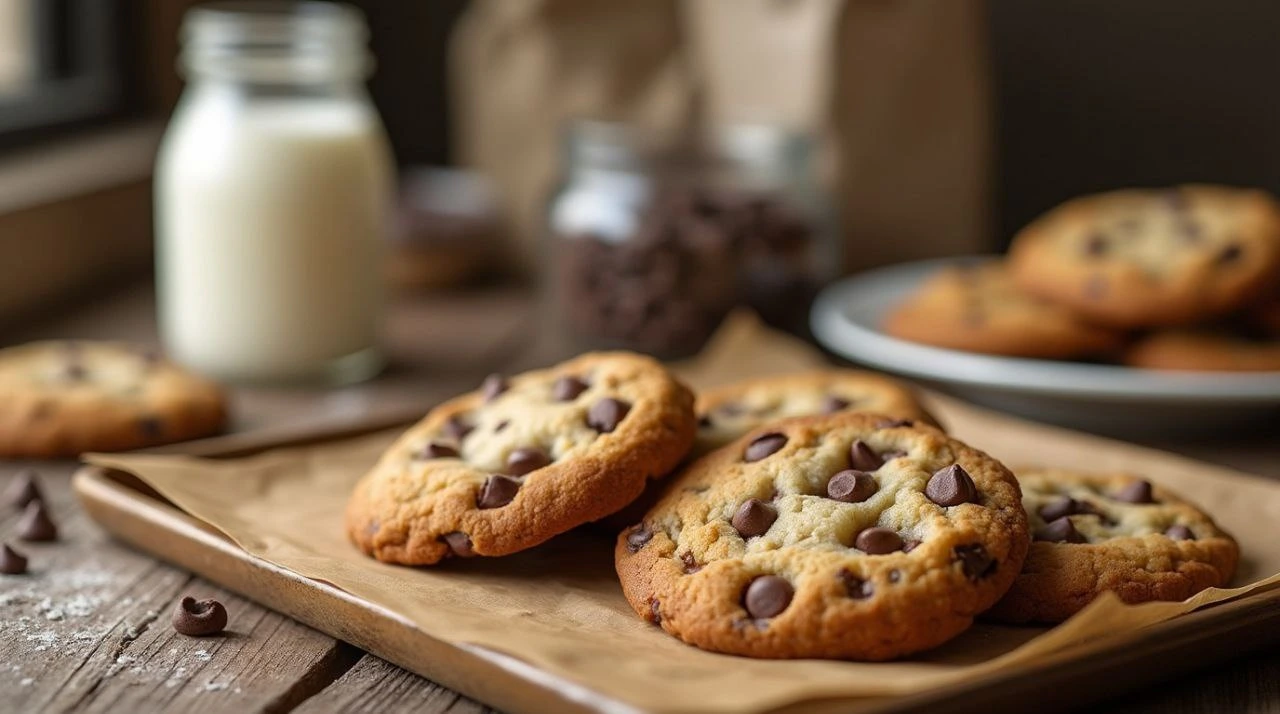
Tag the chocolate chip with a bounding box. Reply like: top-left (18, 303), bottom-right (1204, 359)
top-left (827, 470), bottom-right (878, 503)
top-left (680, 552), bottom-right (700, 573)
top-left (821, 395), bottom-right (850, 414)
top-left (552, 375), bottom-right (589, 401)
top-left (848, 440), bottom-right (884, 471)
top-left (1038, 496), bottom-right (1078, 522)
top-left (953, 544), bottom-right (995, 579)
top-left (731, 498), bottom-right (777, 538)
top-left (742, 576), bottom-right (794, 619)
top-left (1217, 244), bottom-right (1243, 265)
top-left (443, 416), bottom-right (474, 441)
top-left (138, 417), bottom-right (163, 439)
top-left (0, 543), bottom-right (28, 575)
top-left (1084, 233), bottom-right (1108, 256)
top-left (839, 569), bottom-right (874, 599)
top-left (648, 598), bottom-right (662, 624)
top-left (17, 501), bottom-right (57, 542)
top-left (877, 418), bottom-right (913, 429)
top-left (1165, 524), bottom-right (1195, 541)
top-left (1113, 480), bottom-right (1155, 504)
top-left (744, 433), bottom-right (787, 462)
top-left (1037, 516), bottom-right (1085, 543)
top-left (477, 475), bottom-right (520, 509)
top-left (481, 373), bottom-right (508, 402)
top-left (854, 527), bottom-right (903, 554)
top-left (4, 470), bottom-right (43, 510)
top-left (925, 464), bottom-right (978, 507)
top-left (587, 398), bottom-right (631, 433)
top-left (172, 596), bottom-right (228, 636)
top-left (697, 415), bottom-right (713, 429)
top-left (493, 419), bottom-right (509, 433)
top-left (418, 442), bottom-right (459, 459)
top-left (626, 526), bottom-right (653, 552)
top-left (506, 447), bottom-right (551, 476)
top-left (442, 532), bottom-right (475, 558)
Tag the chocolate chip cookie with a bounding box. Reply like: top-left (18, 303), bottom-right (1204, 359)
top-left (1008, 185), bottom-right (1280, 328)
top-left (883, 261), bottom-right (1124, 359)
top-left (616, 412), bottom-right (1029, 660)
top-left (347, 352), bottom-right (697, 565)
top-left (985, 468), bottom-right (1239, 624)
top-left (0, 341), bottom-right (228, 457)
top-left (1123, 300), bottom-right (1280, 372)
top-left (695, 369), bottom-right (940, 453)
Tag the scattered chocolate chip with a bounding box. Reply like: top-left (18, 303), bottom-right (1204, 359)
top-left (172, 596), bottom-right (228, 636)
top-left (477, 475), bottom-right (521, 509)
top-left (731, 498), bottom-right (777, 538)
top-left (854, 527), bottom-right (903, 554)
top-left (587, 398), bottom-right (631, 433)
top-left (552, 375), bottom-right (590, 401)
top-left (493, 419), bottom-right (510, 433)
top-left (4, 470), bottom-right (43, 510)
top-left (1113, 480), bottom-right (1155, 504)
top-left (1084, 233), bottom-right (1108, 256)
top-left (925, 464), bottom-right (978, 507)
top-left (418, 442), bottom-right (459, 459)
top-left (626, 526), bottom-right (653, 552)
top-left (0, 543), bottom-right (28, 575)
top-left (821, 395), bottom-right (850, 414)
top-left (442, 532), bottom-right (475, 557)
top-left (827, 470), bottom-right (878, 503)
top-left (443, 416), bottom-right (474, 441)
top-left (744, 433), bottom-right (787, 462)
top-left (506, 447), bottom-right (551, 476)
top-left (848, 440), bottom-right (884, 471)
top-left (1165, 524), bottom-right (1195, 541)
top-left (17, 501), bottom-right (57, 542)
top-left (839, 569), bottom-right (874, 599)
top-left (877, 418), bottom-right (913, 429)
top-left (742, 576), bottom-right (794, 619)
top-left (481, 374), bottom-right (508, 402)
top-left (1217, 244), bottom-right (1243, 265)
top-left (680, 552), bottom-right (700, 573)
top-left (697, 415), bottom-right (713, 429)
top-left (1037, 516), bottom-right (1085, 543)
top-left (1085, 274), bottom-right (1107, 299)
top-left (648, 598), bottom-right (662, 624)
top-left (953, 544), bottom-right (996, 579)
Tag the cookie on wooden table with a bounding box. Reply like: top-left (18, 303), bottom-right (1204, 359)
top-left (1008, 185), bottom-right (1280, 328)
top-left (883, 261), bottom-right (1124, 358)
top-left (347, 352), bottom-right (697, 565)
top-left (985, 468), bottom-right (1239, 624)
top-left (0, 341), bottom-right (228, 458)
top-left (616, 412), bottom-right (1029, 660)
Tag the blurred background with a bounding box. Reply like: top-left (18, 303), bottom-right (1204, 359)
top-left (1, 0), bottom-right (1277, 360)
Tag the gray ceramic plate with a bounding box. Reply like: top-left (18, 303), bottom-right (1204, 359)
top-left (810, 257), bottom-right (1280, 435)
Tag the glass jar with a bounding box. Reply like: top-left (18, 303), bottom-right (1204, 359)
top-left (155, 2), bottom-right (393, 384)
top-left (546, 122), bottom-right (839, 358)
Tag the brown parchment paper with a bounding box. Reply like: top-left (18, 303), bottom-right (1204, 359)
top-left (87, 313), bottom-right (1280, 714)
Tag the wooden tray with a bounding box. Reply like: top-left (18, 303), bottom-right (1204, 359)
top-left (73, 416), bottom-right (1280, 714)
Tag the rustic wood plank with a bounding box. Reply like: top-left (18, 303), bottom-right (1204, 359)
top-left (294, 655), bottom-right (495, 714)
top-left (1101, 650), bottom-right (1280, 714)
top-left (0, 465), bottom-right (359, 713)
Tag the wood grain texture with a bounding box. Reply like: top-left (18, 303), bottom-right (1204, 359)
top-left (296, 655), bottom-right (494, 714)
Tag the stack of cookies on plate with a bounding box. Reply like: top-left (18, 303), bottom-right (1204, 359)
top-left (345, 353), bottom-right (1239, 660)
top-left (885, 185), bottom-right (1280, 371)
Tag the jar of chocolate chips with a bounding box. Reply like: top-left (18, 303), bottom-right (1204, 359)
top-left (546, 121), bottom-right (839, 358)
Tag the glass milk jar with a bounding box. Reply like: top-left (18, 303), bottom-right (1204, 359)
top-left (156, 2), bottom-right (392, 384)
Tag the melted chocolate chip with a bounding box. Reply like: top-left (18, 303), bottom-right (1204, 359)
top-left (1217, 244), bottom-right (1243, 265)
top-left (953, 544), bottom-right (996, 579)
top-left (1037, 516), bottom-right (1085, 543)
top-left (839, 569), bottom-right (874, 599)
top-left (827, 470), bottom-right (878, 503)
top-left (0, 543), bottom-right (28, 575)
top-left (1165, 524), bottom-right (1195, 541)
top-left (697, 414), bottom-right (713, 429)
top-left (442, 532), bottom-right (476, 558)
top-left (648, 598), bottom-right (662, 624)
top-left (848, 440), bottom-right (884, 471)
top-left (17, 501), bottom-right (57, 542)
top-left (443, 416), bottom-right (474, 441)
top-left (481, 374), bottom-right (508, 402)
top-left (626, 526), bottom-right (653, 552)
top-left (731, 499), bottom-right (777, 538)
top-left (552, 375), bottom-right (589, 401)
top-left (4, 470), bottom-right (42, 510)
top-left (925, 464), bottom-right (978, 507)
top-left (742, 576), bottom-right (794, 619)
top-left (506, 447), bottom-right (551, 476)
top-left (680, 552), bottom-right (701, 574)
top-left (418, 442), bottom-right (459, 459)
top-left (821, 395), bottom-right (851, 414)
top-left (587, 398), bottom-right (631, 433)
top-left (744, 433), bottom-right (787, 462)
top-left (172, 596), bottom-right (228, 637)
top-left (854, 527), bottom-right (903, 554)
top-left (477, 475), bottom-right (521, 509)
top-left (1084, 233), bottom-right (1108, 256)
top-left (1113, 480), bottom-right (1155, 504)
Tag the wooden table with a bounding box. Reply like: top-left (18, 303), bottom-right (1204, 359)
top-left (2, 285), bottom-right (1277, 713)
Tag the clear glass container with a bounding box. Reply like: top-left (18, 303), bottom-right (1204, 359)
top-left (155, 2), bottom-right (393, 385)
top-left (546, 121), bottom-right (839, 358)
